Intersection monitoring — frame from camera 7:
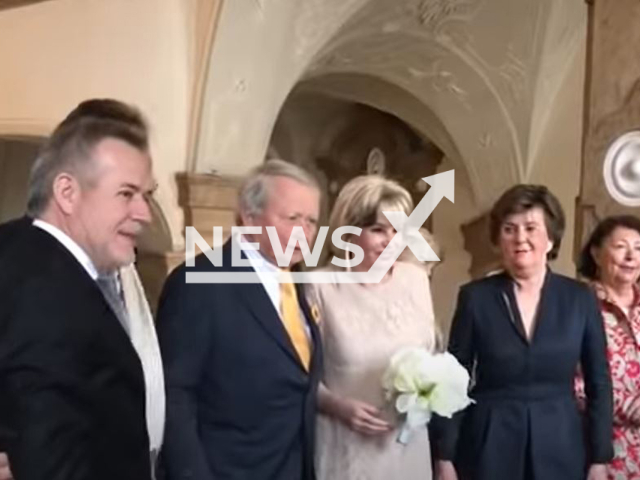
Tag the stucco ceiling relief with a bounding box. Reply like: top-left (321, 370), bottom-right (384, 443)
top-left (478, 133), bottom-right (494, 150)
top-left (293, 0), bottom-right (370, 62)
top-left (409, 0), bottom-right (482, 31)
top-left (498, 46), bottom-right (528, 107)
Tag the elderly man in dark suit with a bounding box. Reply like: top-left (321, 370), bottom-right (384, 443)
top-left (157, 159), bottom-right (323, 480)
top-left (0, 99), bottom-right (157, 480)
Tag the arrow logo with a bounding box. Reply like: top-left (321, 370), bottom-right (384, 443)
top-left (185, 170), bottom-right (455, 284)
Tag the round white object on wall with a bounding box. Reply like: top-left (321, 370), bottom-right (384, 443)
top-left (366, 147), bottom-right (386, 175)
top-left (603, 131), bottom-right (640, 206)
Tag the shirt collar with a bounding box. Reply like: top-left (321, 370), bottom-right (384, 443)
top-left (33, 219), bottom-right (100, 280)
top-left (592, 280), bottom-right (640, 312)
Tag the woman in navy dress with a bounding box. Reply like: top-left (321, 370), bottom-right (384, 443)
top-left (435, 185), bottom-right (613, 480)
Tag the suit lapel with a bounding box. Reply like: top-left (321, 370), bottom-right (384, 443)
top-left (30, 224), bottom-right (146, 389)
top-left (223, 240), bottom-right (309, 372)
top-left (494, 273), bottom-right (529, 345)
top-left (530, 270), bottom-right (554, 344)
top-left (236, 282), bottom-right (307, 370)
top-left (493, 269), bottom-right (554, 346)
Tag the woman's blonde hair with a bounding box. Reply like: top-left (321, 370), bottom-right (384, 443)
top-left (328, 175), bottom-right (413, 259)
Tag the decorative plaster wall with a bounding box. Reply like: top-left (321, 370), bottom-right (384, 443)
top-left (196, 0), bottom-right (586, 211)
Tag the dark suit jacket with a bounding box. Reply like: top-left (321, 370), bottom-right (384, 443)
top-left (437, 270), bottom-right (613, 480)
top-left (0, 217), bottom-right (151, 480)
top-left (156, 240), bottom-right (322, 480)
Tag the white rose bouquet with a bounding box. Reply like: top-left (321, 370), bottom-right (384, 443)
top-left (382, 346), bottom-right (473, 444)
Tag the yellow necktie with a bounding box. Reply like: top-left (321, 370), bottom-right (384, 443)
top-left (280, 270), bottom-right (311, 371)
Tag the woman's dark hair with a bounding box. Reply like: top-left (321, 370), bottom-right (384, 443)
top-left (578, 215), bottom-right (640, 280)
top-left (489, 184), bottom-right (565, 260)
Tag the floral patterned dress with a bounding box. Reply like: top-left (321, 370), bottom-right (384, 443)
top-left (577, 282), bottom-right (640, 479)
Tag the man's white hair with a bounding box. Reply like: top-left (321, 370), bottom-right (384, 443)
top-left (237, 159), bottom-right (319, 220)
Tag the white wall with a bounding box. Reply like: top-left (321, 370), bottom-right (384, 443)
top-left (0, 0), bottom-right (196, 249)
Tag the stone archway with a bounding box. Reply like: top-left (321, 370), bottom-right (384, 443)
top-left (269, 83), bottom-right (445, 220)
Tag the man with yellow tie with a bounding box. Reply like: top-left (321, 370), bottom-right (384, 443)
top-left (157, 159), bottom-right (323, 480)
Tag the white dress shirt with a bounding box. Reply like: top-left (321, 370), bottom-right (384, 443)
top-left (235, 234), bottom-right (309, 336)
top-left (238, 234), bottom-right (283, 315)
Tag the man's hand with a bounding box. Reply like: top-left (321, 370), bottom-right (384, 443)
top-left (586, 463), bottom-right (607, 480)
top-left (0, 453), bottom-right (12, 480)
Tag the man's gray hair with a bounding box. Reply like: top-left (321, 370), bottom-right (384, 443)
top-left (237, 159), bottom-right (319, 219)
top-left (27, 99), bottom-right (149, 216)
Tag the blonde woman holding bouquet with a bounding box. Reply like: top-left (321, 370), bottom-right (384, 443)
top-left (306, 176), bottom-right (437, 480)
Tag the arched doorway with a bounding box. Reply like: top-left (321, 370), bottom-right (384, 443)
top-left (0, 136), bottom-right (44, 223)
top-left (269, 85), bottom-right (444, 222)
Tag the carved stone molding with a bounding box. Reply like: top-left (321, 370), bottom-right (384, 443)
top-left (176, 172), bottom-right (242, 245)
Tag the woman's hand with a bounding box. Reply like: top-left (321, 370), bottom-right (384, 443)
top-left (586, 463), bottom-right (607, 480)
top-left (335, 398), bottom-right (392, 435)
top-left (435, 460), bottom-right (458, 480)
top-left (0, 453), bottom-right (12, 480)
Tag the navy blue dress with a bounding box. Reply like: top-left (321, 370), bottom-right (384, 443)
top-left (438, 270), bottom-right (613, 480)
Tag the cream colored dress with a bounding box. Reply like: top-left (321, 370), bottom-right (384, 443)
top-left (307, 261), bottom-right (435, 480)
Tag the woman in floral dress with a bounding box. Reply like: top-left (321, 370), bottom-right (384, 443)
top-left (578, 215), bottom-right (640, 479)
